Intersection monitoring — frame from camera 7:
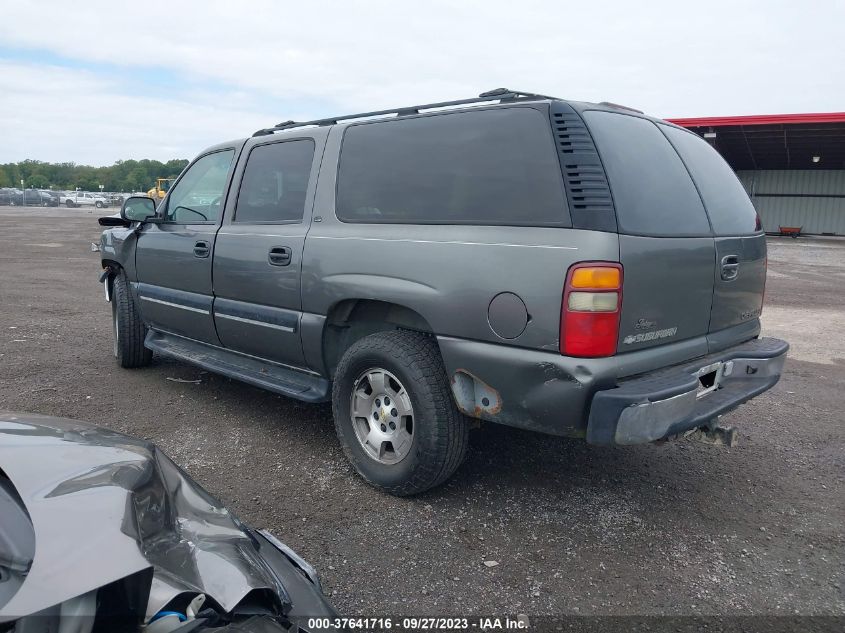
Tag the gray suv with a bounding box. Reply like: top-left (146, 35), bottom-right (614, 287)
top-left (99, 89), bottom-right (788, 495)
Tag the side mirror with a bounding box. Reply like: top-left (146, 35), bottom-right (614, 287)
top-left (121, 196), bottom-right (158, 223)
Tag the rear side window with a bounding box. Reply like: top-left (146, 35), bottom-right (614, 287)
top-left (583, 111), bottom-right (711, 236)
top-left (336, 108), bottom-right (568, 226)
top-left (661, 125), bottom-right (759, 235)
top-left (235, 140), bottom-right (315, 223)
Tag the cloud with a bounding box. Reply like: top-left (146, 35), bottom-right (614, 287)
top-left (0, 60), bottom-right (282, 163)
top-left (0, 0), bottom-right (842, 163)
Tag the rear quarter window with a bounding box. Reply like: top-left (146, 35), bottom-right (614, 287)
top-left (336, 107), bottom-right (569, 227)
top-left (583, 110), bottom-right (711, 237)
top-left (660, 124), bottom-right (760, 236)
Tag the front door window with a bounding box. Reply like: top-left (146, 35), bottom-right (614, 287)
top-left (165, 150), bottom-right (235, 223)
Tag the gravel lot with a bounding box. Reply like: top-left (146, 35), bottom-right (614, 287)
top-left (0, 207), bottom-right (843, 618)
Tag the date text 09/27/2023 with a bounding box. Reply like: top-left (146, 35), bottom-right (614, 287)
top-left (306, 616), bottom-right (530, 631)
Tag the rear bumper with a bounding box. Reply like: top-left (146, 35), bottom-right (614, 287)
top-left (586, 337), bottom-right (788, 445)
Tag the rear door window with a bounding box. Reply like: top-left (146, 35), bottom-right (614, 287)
top-left (660, 124), bottom-right (759, 235)
top-left (235, 140), bottom-right (315, 223)
top-left (336, 108), bottom-right (569, 226)
top-left (583, 111), bottom-right (711, 236)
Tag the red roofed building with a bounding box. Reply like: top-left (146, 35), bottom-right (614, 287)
top-left (667, 112), bottom-right (845, 235)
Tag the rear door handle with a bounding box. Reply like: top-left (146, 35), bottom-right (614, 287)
top-left (268, 246), bottom-right (291, 266)
top-left (720, 254), bottom-right (740, 281)
top-left (193, 240), bottom-right (210, 258)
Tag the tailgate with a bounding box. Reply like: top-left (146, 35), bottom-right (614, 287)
top-left (711, 234), bottom-right (766, 332)
top-left (659, 123), bottom-right (766, 340)
top-left (581, 109), bottom-right (767, 357)
top-left (617, 235), bottom-right (715, 353)
top-left (580, 110), bottom-right (717, 355)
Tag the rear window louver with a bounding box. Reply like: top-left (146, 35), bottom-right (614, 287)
top-left (549, 102), bottom-right (617, 232)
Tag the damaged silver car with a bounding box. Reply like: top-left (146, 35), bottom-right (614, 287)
top-left (0, 411), bottom-right (336, 632)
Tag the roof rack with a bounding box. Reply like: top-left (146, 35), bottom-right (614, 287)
top-left (252, 88), bottom-right (558, 137)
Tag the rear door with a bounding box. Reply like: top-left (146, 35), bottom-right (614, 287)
top-left (660, 124), bottom-right (766, 349)
top-left (212, 132), bottom-right (326, 367)
top-left (582, 110), bottom-right (716, 357)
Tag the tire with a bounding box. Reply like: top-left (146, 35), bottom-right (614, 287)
top-left (95, 201), bottom-right (103, 208)
top-left (65, 200), bottom-right (74, 208)
top-left (112, 271), bottom-right (152, 368)
top-left (332, 330), bottom-right (469, 496)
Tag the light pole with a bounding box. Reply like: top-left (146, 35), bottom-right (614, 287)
top-left (20, 179), bottom-right (24, 206)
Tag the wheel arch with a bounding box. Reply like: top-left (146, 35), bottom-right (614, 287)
top-left (100, 259), bottom-right (123, 302)
top-left (321, 299), bottom-right (436, 378)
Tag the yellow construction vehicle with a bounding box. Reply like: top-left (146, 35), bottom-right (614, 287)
top-left (146, 178), bottom-right (174, 201)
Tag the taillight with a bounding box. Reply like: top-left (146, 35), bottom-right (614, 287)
top-left (561, 262), bottom-right (623, 357)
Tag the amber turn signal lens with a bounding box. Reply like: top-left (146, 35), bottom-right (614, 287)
top-left (570, 267), bottom-right (621, 289)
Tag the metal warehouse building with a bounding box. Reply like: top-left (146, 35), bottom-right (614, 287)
top-left (668, 113), bottom-right (845, 235)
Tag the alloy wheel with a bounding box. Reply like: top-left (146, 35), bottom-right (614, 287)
top-left (349, 368), bottom-right (414, 464)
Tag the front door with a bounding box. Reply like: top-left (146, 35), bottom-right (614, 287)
top-left (134, 148), bottom-right (237, 344)
top-left (212, 135), bottom-right (323, 367)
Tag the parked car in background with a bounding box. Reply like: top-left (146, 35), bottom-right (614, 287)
top-left (0, 188), bottom-right (12, 205)
top-left (107, 192), bottom-right (140, 206)
top-left (56, 192), bottom-right (77, 207)
top-left (10, 189), bottom-right (55, 206)
top-left (42, 190), bottom-right (64, 206)
top-left (38, 190), bottom-right (58, 206)
top-left (58, 191), bottom-right (109, 208)
top-left (0, 411), bottom-right (336, 631)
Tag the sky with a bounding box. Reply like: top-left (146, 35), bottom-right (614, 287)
top-left (0, 0), bottom-right (842, 165)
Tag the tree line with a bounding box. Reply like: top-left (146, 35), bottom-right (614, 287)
top-left (0, 159), bottom-right (190, 192)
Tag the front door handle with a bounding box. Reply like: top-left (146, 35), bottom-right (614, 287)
top-left (268, 246), bottom-right (291, 266)
top-left (720, 254), bottom-right (740, 281)
top-left (193, 240), bottom-right (210, 258)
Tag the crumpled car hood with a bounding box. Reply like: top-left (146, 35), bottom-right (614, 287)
top-left (0, 411), bottom-right (293, 620)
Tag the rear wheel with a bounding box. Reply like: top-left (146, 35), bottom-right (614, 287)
top-left (95, 201), bottom-right (103, 208)
top-left (332, 330), bottom-right (468, 496)
top-left (112, 271), bottom-right (152, 368)
top-left (65, 200), bottom-right (74, 208)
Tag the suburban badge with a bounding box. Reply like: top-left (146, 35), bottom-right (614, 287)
top-left (623, 327), bottom-right (678, 345)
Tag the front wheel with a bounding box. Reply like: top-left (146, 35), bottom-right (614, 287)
top-left (332, 330), bottom-right (468, 496)
top-left (112, 272), bottom-right (152, 368)
top-left (65, 200), bottom-right (74, 208)
top-left (95, 201), bottom-right (103, 208)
